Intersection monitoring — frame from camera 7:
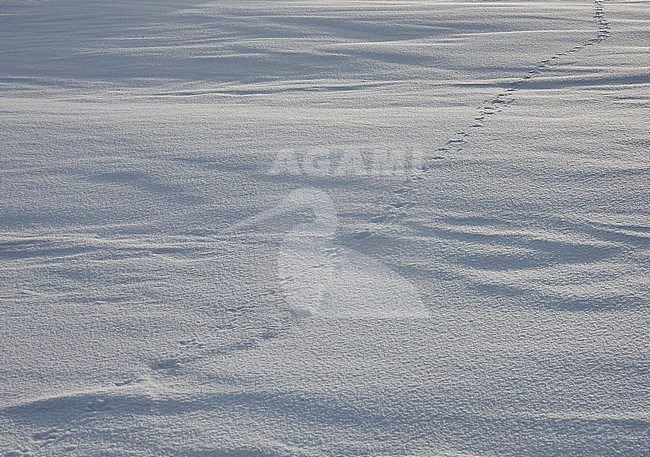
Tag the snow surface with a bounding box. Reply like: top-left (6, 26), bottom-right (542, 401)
top-left (1, 0), bottom-right (649, 455)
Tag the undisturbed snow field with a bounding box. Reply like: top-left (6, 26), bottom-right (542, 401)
top-left (1, 0), bottom-right (649, 455)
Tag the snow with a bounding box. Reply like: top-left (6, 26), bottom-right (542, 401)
top-left (1, 0), bottom-right (649, 455)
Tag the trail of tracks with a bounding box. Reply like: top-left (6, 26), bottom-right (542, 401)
top-left (383, 0), bottom-right (611, 214)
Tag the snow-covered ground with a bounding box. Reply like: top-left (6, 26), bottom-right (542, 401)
top-left (1, 0), bottom-right (649, 455)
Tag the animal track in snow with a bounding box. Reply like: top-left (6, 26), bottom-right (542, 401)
top-left (151, 358), bottom-right (183, 371)
top-left (32, 429), bottom-right (69, 444)
top-left (179, 338), bottom-right (205, 349)
top-left (114, 377), bottom-right (144, 387)
top-left (444, 0), bottom-right (609, 159)
top-left (369, 0), bottom-right (611, 223)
